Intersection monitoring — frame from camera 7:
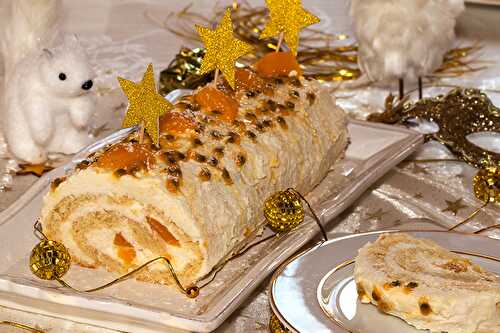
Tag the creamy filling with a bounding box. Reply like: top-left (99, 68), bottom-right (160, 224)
top-left (58, 200), bottom-right (198, 272)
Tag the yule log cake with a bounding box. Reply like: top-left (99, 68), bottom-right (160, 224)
top-left (41, 57), bottom-right (349, 287)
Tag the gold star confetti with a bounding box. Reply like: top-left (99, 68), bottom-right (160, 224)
top-left (118, 64), bottom-right (172, 145)
top-left (259, 0), bottom-right (320, 55)
top-left (196, 8), bottom-right (252, 89)
top-left (442, 198), bottom-right (468, 215)
top-left (366, 208), bottom-right (387, 221)
top-left (17, 164), bottom-right (54, 177)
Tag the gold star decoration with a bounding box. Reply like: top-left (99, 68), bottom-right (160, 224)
top-left (366, 208), bottom-right (387, 221)
top-left (118, 64), bottom-right (172, 145)
top-left (196, 8), bottom-right (253, 89)
top-left (441, 198), bottom-right (468, 215)
top-left (17, 164), bottom-right (54, 177)
top-left (259, 0), bottom-right (320, 55)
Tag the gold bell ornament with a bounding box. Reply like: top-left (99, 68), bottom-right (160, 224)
top-left (449, 165), bottom-right (499, 233)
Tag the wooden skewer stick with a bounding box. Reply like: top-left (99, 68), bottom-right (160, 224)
top-left (213, 68), bottom-right (220, 88)
top-left (138, 121), bottom-right (145, 144)
top-left (276, 32), bottom-right (284, 52)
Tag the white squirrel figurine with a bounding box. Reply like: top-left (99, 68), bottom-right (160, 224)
top-left (2, 0), bottom-right (96, 164)
top-left (350, 0), bottom-right (464, 99)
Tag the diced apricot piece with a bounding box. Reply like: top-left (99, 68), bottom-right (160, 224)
top-left (113, 233), bottom-right (136, 265)
top-left (117, 247), bottom-right (136, 265)
top-left (235, 68), bottom-right (262, 91)
top-left (159, 111), bottom-right (196, 135)
top-left (194, 86), bottom-right (239, 123)
top-left (95, 143), bottom-right (155, 171)
top-left (146, 216), bottom-right (180, 247)
top-left (255, 52), bottom-right (302, 78)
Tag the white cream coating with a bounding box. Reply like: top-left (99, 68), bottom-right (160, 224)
top-left (42, 77), bottom-right (349, 283)
top-left (354, 234), bottom-right (500, 333)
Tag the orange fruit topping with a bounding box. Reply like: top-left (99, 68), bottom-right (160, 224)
top-left (255, 52), bottom-right (302, 78)
top-left (159, 111), bottom-right (196, 135)
top-left (194, 86), bottom-right (239, 122)
top-left (95, 142), bottom-right (155, 172)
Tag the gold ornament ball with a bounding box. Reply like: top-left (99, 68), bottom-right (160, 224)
top-left (264, 189), bottom-right (305, 233)
top-left (473, 166), bottom-right (500, 204)
top-left (30, 240), bottom-right (71, 280)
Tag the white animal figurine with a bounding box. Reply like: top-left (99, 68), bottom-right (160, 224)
top-left (351, 0), bottom-right (464, 99)
top-left (2, 0), bottom-right (95, 164)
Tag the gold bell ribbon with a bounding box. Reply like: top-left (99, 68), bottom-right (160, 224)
top-left (30, 221), bottom-right (199, 298)
top-left (29, 188), bottom-right (324, 298)
top-left (264, 188), bottom-right (328, 241)
top-left (448, 166), bottom-right (499, 233)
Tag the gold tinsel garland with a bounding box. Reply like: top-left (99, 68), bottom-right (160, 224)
top-left (155, 2), bottom-right (485, 94)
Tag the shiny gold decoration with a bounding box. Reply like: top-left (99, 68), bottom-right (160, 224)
top-left (30, 240), bottom-right (71, 280)
top-left (0, 321), bottom-right (44, 333)
top-left (259, 0), bottom-right (320, 55)
top-left (263, 188), bottom-right (328, 241)
top-left (448, 167), bottom-right (499, 232)
top-left (442, 198), bottom-right (468, 216)
top-left (118, 63), bottom-right (173, 145)
top-left (17, 164), bottom-right (54, 177)
top-left (30, 189), bottom-right (326, 297)
top-left (431, 45), bottom-right (489, 79)
top-left (269, 313), bottom-right (291, 333)
top-left (158, 47), bottom-right (212, 95)
top-left (156, 4), bottom-right (484, 89)
top-left (473, 166), bottom-right (500, 204)
top-left (30, 222), bottom-right (199, 297)
top-left (369, 88), bottom-right (500, 168)
top-left (264, 189), bottom-right (305, 233)
top-left (196, 8), bottom-right (252, 89)
top-left (56, 256), bottom-right (199, 298)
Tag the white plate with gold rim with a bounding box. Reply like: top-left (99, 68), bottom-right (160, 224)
top-left (466, 0), bottom-right (500, 6)
top-left (269, 230), bottom-right (500, 333)
top-left (0, 113), bottom-right (423, 333)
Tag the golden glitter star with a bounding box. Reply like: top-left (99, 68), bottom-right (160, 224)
top-left (442, 198), bottom-right (468, 215)
top-left (196, 8), bottom-right (252, 89)
top-left (118, 64), bottom-right (172, 145)
top-left (17, 164), bottom-right (54, 177)
top-left (366, 208), bottom-right (387, 221)
top-left (259, 0), bottom-right (320, 55)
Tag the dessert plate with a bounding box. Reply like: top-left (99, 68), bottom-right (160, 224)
top-left (466, 0), bottom-right (500, 6)
top-left (0, 112), bottom-right (423, 332)
top-left (269, 230), bottom-right (500, 333)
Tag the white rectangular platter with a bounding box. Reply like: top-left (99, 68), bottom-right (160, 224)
top-left (0, 120), bottom-right (423, 333)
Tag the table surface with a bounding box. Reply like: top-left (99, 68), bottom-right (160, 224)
top-left (0, 1), bottom-right (499, 332)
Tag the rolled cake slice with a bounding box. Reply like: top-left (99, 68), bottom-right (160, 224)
top-left (41, 67), bottom-right (349, 287)
top-left (354, 233), bottom-right (500, 333)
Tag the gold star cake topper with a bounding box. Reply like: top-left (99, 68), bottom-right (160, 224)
top-left (118, 64), bottom-right (172, 145)
top-left (260, 0), bottom-right (320, 55)
top-left (196, 8), bottom-right (253, 89)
